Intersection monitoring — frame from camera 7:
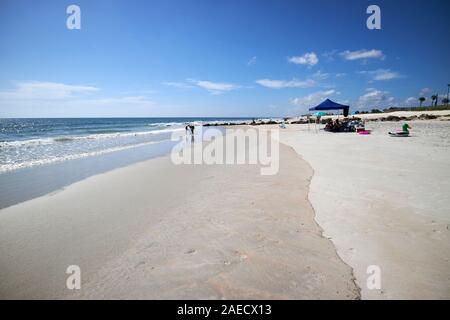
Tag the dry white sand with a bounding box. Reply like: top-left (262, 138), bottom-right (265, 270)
top-left (271, 120), bottom-right (450, 299)
top-left (0, 136), bottom-right (359, 299)
top-left (351, 110), bottom-right (450, 120)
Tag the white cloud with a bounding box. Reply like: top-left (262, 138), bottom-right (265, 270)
top-left (312, 70), bottom-right (330, 80)
top-left (161, 81), bottom-right (194, 89)
top-left (0, 81), bottom-right (99, 100)
top-left (359, 69), bottom-right (403, 81)
top-left (256, 78), bottom-right (315, 89)
top-left (290, 89), bottom-right (337, 107)
top-left (163, 79), bottom-right (240, 94)
top-left (404, 97), bottom-right (417, 106)
top-left (419, 87), bottom-right (431, 96)
top-left (188, 79), bottom-right (240, 95)
top-left (357, 88), bottom-right (394, 108)
top-left (0, 81), bottom-right (156, 117)
top-left (194, 80), bottom-right (237, 92)
top-left (2, 95), bottom-right (156, 117)
top-left (288, 52), bottom-right (319, 67)
top-left (340, 49), bottom-right (384, 61)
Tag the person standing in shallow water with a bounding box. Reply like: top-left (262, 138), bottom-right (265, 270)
top-left (185, 125), bottom-right (192, 142)
top-left (189, 124), bottom-right (195, 142)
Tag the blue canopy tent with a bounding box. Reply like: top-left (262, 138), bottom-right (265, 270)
top-left (309, 99), bottom-right (350, 117)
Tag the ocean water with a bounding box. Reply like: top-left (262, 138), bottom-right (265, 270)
top-left (0, 117), bottom-right (250, 173)
top-left (0, 117), bottom-right (250, 208)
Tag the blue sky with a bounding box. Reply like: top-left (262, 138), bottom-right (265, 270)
top-left (0, 0), bottom-right (449, 117)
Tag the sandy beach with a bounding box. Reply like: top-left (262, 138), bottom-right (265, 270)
top-left (0, 133), bottom-right (359, 299)
top-left (1, 118), bottom-right (449, 299)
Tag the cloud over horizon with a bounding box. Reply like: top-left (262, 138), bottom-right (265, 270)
top-left (290, 89), bottom-right (337, 108)
top-left (0, 81), bottom-right (156, 117)
top-left (356, 88), bottom-right (394, 109)
top-left (0, 81), bottom-right (99, 100)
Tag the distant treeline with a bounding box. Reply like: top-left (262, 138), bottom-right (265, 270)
top-left (355, 104), bottom-right (450, 114)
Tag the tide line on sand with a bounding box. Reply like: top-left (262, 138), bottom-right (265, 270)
top-left (274, 121), bottom-right (450, 299)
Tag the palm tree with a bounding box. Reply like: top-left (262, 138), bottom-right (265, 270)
top-left (443, 98), bottom-right (449, 106)
top-left (447, 84), bottom-right (449, 107)
top-left (431, 94), bottom-right (437, 107)
top-left (419, 97), bottom-right (425, 107)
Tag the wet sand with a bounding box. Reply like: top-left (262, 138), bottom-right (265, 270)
top-left (0, 133), bottom-right (359, 299)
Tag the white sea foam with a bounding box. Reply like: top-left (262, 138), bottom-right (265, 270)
top-left (148, 122), bottom-right (182, 127)
top-left (0, 127), bottom-right (184, 149)
top-left (0, 140), bottom-right (165, 173)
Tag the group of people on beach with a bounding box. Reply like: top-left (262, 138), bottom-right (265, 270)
top-left (324, 119), bottom-right (348, 132)
top-left (322, 117), bottom-right (412, 136)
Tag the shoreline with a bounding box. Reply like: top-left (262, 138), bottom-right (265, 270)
top-left (0, 139), bottom-right (177, 210)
